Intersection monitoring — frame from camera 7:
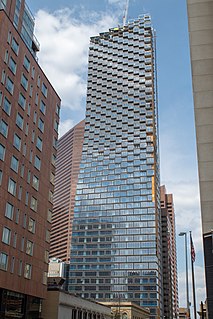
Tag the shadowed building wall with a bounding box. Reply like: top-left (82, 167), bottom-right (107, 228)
top-left (0, 0), bottom-right (60, 317)
top-left (186, 0), bottom-right (213, 316)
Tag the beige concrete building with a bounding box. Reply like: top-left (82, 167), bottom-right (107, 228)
top-left (186, 0), bottom-right (213, 317)
top-left (101, 302), bottom-right (150, 319)
top-left (41, 290), bottom-right (111, 319)
top-left (179, 307), bottom-right (188, 319)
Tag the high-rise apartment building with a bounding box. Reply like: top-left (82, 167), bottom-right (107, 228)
top-left (0, 0), bottom-right (60, 317)
top-left (160, 185), bottom-right (179, 319)
top-left (50, 120), bottom-right (85, 262)
top-left (186, 0), bottom-right (213, 316)
top-left (69, 15), bottom-right (163, 319)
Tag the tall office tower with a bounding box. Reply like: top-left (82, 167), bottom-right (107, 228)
top-left (160, 185), bottom-right (179, 319)
top-left (186, 0), bottom-right (213, 316)
top-left (0, 0), bottom-right (60, 317)
top-left (69, 15), bottom-right (163, 319)
top-left (50, 120), bottom-right (85, 262)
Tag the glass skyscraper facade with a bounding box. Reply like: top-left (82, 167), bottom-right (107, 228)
top-left (69, 15), bottom-right (162, 319)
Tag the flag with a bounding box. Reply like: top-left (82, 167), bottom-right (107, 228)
top-left (190, 232), bottom-right (196, 263)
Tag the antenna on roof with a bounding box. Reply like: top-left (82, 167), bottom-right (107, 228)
top-left (123, 0), bottom-right (129, 26)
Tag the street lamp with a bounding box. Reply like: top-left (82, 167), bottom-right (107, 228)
top-left (179, 231), bottom-right (190, 318)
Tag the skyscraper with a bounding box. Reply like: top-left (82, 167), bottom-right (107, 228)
top-left (186, 0), bottom-right (213, 316)
top-left (0, 0), bottom-right (60, 317)
top-left (160, 185), bottom-right (179, 319)
top-left (69, 15), bottom-right (163, 319)
top-left (50, 120), bottom-right (85, 262)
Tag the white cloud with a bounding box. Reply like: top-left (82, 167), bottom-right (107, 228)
top-left (34, 7), bottom-right (119, 136)
top-left (58, 119), bottom-right (75, 138)
top-left (34, 7), bottom-right (118, 137)
top-left (35, 8), bottom-right (118, 112)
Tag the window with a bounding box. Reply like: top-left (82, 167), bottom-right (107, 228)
top-left (7, 31), bottom-right (12, 44)
top-left (11, 155), bottom-right (19, 172)
top-left (28, 218), bottom-right (35, 233)
top-left (38, 118), bottom-right (44, 132)
top-left (22, 143), bottom-right (26, 156)
top-left (13, 133), bottom-right (21, 150)
top-left (54, 120), bottom-right (59, 133)
top-left (43, 272), bottom-right (48, 285)
top-left (46, 230), bottom-right (50, 243)
top-left (47, 209), bottom-right (52, 223)
top-left (18, 92), bottom-right (26, 109)
top-left (23, 214), bottom-right (27, 228)
top-left (41, 82), bottom-right (48, 97)
top-left (11, 37), bottom-right (19, 55)
top-left (3, 96), bottom-right (11, 115)
top-left (27, 170), bottom-right (31, 183)
top-left (21, 73), bottom-right (28, 91)
top-left (5, 77), bottom-right (14, 94)
top-left (24, 263), bottom-right (32, 279)
top-left (20, 165), bottom-right (24, 177)
top-left (30, 197), bottom-right (37, 212)
top-left (50, 172), bottom-right (55, 185)
top-left (2, 227), bottom-right (11, 245)
top-left (21, 237), bottom-right (25, 251)
top-left (25, 192), bottom-right (29, 206)
top-left (32, 175), bottom-right (39, 191)
top-left (31, 67), bottom-right (35, 79)
top-left (37, 75), bottom-right (40, 87)
top-left (25, 123), bottom-right (29, 135)
top-left (15, 209), bottom-right (19, 224)
top-left (0, 252), bottom-right (8, 271)
top-left (0, 119), bottom-right (8, 137)
top-left (18, 186), bottom-right (22, 200)
top-left (36, 137), bottom-right (42, 151)
top-left (53, 137), bottom-right (57, 149)
top-left (56, 103), bottom-right (60, 116)
top-left (16, 112), bottom-right (24, 130)
top-left (8, 178), bottom-right (16, 195)
top-left (23, 55), bottom-right (30, 72)
top-left (34, 156), bottom-right (41, 170)
top-left (18, 260), bottom-right (22, 276)
top-left (13, 233), bottom-right (17, 248)
top-left (5, 202), bottom-right (13, 220)
top-left (49, 191), bottom-right (53, 203)
top-left (33, 111), bottom-right (37, 123)
top-left (10, 257), bottom-right (15, 273)
top-left (4, 50), bottom-right (9, 63)
top-left (29, 85), bottom-right (33, 97)
top-left (26, 240), bottom-right (34, 256)
top-left (40, 100), bottom-right (46, 114)
top-left (8, 57), bottom-right (17, 74)
top-left (0, 144), bottom-right (5, 161)
top-left (27, 103), bottom-right (31, 116)
top-left (0, 170), bottom-right (2, 185)
top-left (1, 70), bottom-right (6, 84)
top-left (35, 93), bottom-right (38, 105)
top-left (44, 251), bottom-right (49, 264)
top-left (52, 153), bottom-right (56, 166)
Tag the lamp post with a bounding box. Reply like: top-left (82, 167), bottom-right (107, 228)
top-left (179, 231), bottom-right (190, 318)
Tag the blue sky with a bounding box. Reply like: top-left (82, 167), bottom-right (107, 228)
top-left (27, 0), bottom-right (206, 313)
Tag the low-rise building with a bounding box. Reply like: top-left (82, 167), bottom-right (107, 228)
top-left (101, 301), bottom-right (150, 319)
top-left (41, 289), bottom-right (111, 319)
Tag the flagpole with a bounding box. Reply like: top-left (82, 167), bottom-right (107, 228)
top-left (190, 231), bottom-right (197, 319)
